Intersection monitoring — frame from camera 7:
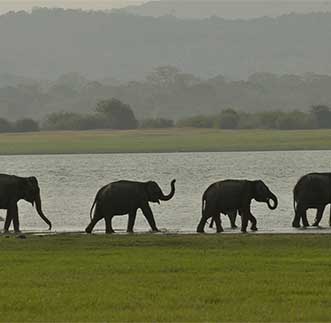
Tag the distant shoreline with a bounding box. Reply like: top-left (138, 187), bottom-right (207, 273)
top-left (1, 128), bottom-right (331, 155)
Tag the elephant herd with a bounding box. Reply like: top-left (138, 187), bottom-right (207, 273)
top-left (0, 172), bottom-right (330, 234)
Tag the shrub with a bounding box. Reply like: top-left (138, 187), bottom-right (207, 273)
top-left (15, 118), bottom-right (40, 132)
top-left (176, 115), bottom-right (213, 128)
top-left (140, 118), bottom-right (174, 128)
top-left (0, 118), bottom-right (12, 132)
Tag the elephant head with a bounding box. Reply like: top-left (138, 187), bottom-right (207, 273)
top-left (146, 179), bottom-right (176, 203)
top-left (253, 180), bottom-right (278, 210)
top-left (22, 177), bottom-right (52, 230)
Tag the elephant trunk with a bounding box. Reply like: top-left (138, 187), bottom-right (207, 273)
top-left (267, 193), bottom-right (278, 210)
top-left (159, 179), bottom-right (176, 201)
top-left (34, 192), bottom-right (52, 230)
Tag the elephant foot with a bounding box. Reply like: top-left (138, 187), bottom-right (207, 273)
top-left (231, 225), bottom-right (238, 229)
top-left (151, 229), bottom-right (160, 233)
top-left (251, 226), bottom-right (258, 231)
top-left (241, 229), bottom-right (248, 234)
top-left (292, 222), bottom-right (300, 228)
top-left (85, 228), bottom-right (92, 234)
top-left (106, 230), bottom-right (115, 234)
top-left (127, 230), bottom-right (134, 234)
top-left (216, 229), bottom-right (224, 233)
top-left (312, 222), bottom-right (319, 227)
top-left (16, 234), bottom-right (26, 239)
top-left (197, 229), bottom-right (205, 234)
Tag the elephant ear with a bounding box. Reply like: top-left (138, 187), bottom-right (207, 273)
top-left (23, 177), bottom-right (40, 204)
top-left (146, 181), bottom-right (161, 204)
top-left (253, 180), bottom-right (268, 201)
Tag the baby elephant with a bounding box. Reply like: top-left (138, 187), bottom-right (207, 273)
top-left (0, 173), bottom-right (51, 233)
top-left (85, 179), bottom-right (176, 234)
top-left (197, 179), bottom-right (278, 233)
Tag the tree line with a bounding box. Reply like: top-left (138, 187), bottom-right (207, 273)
top-left (1, 99), bottom-right (331, 132)
top-left (3, 68), bottom-right (331, 122)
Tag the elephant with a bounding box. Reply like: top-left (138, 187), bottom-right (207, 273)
top-left (197, 179), bottom-right (278, 233)
top-left (85, 179), bottom-right (176, 234)
top-left (209, 210), bottom-right (239, 229)
top-left (0, 174), bottom-right (52, 233)
top-left (292, 173), bottom-right (331, 228)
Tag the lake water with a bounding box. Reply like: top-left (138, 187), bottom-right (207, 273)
top-left (0, 151), bottom-right (330, 233)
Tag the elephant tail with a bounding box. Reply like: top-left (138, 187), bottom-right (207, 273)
top-left (202, 196), bottom-right (206, 216)
top-left (90, 196), bottom-right (98, 220)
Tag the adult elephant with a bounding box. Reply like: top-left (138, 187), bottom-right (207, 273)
top-left (292, 173), bottom-right (331, 228)
top-left (85, 179), bottom-right (176, 234)
top-left (0, 174), bottom-right (52, 233)
top-left (197, 179), bottom-right (278, 233)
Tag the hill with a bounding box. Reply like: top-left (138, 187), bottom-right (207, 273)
top-left (1, 8), bottom-right (331, 80)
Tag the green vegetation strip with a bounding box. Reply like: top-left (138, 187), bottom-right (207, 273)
top-left (0, 234), bottom-right (330, 321)
top-left (1, 128), bottom-right (331, 155)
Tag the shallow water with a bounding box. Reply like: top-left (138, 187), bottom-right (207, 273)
top-left (0, 151), bottom-right (330, 233)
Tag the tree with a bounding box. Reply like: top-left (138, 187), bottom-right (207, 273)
top-left (310, 105), bottom-right (331, 128)
top-left (275, 111), bottom-right (313, 130)
top-left (15, 118), bottom-right (40, 132)
top-left (214, 109), bottom-right (239, 129)
top-left (43, 112), bottom-right (104, 130)
top-left (96, 99), bottom-right (138, 129)
top-left (0, 118), bottom-right (12, 132)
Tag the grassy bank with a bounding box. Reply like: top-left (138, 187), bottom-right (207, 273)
top-left (0, 234), bottom-right (330, 321)
top-left (1, 128), bottom-right (331, 155)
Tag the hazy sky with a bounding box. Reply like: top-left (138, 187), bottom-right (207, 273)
top-left (0, 1), bottom-right (146, 13)
top-left (1, 1), bottom-right (331, 17)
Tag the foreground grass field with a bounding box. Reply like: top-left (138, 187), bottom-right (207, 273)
top-left (0, 234), bottom-right (331, 322)
top-left (1, 128), bottom-right (331, 154)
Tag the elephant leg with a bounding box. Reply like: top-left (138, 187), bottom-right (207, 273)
top-left (292, 203), bottom-right (302, 228)
top-left (85, 211), bottom-right (103, 234)
top-left (228, 211), bottom-right (238, 229)
top-left (241, 210), bottom-right (249, 233)
top-left (312, 206), bottom-right (325, 227)
top-left (209, 218), bottom-right (214, 228)
top-left (141, 203), bottom-right (159, 232)
top-left (197, 213), bottom-right (209, 233)
top-left (249, 212), bottom-right (258, 231)
top-left (300, 207), bottom-right (309, 227)
top-left (213, 214), bottom-right (224, 233)
top-left (104, 216), bottom-right (114, 234)
top-left (127, 210), bottom-right (137, 233)
top-left (329, 205), bottom-right (331, 227)
top-left (12, 204), bottom-right (20, 233)
top-left (4, 208), bottom-right (13, 232)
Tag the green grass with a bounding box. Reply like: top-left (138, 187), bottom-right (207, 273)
top-left (1, 128), bottom-right (331, 154)
top-left (0, 234), bottom-right (331, 322)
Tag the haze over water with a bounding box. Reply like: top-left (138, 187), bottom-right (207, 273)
top-left (1, 150), bottom-right (330, 233)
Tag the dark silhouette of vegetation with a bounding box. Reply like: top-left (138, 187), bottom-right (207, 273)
top-left (15, 118), bottom-right (39, 132)
top-left (310, 105), bottom-right (331, 129)
top-left (0, 105), bottom-right (330, 133)
top-left (177, 109), bottom-right (319, 130)
top-left (0, 118), bottom-right (12, 132)
top-left (2, 69), bottom-right (331, 123)
top-left (140, 118), bottom-right (174, 129)
top-left (42, 98), bottom-right (137, 131)
top-left (95, 99), bottom-right (138, 130)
